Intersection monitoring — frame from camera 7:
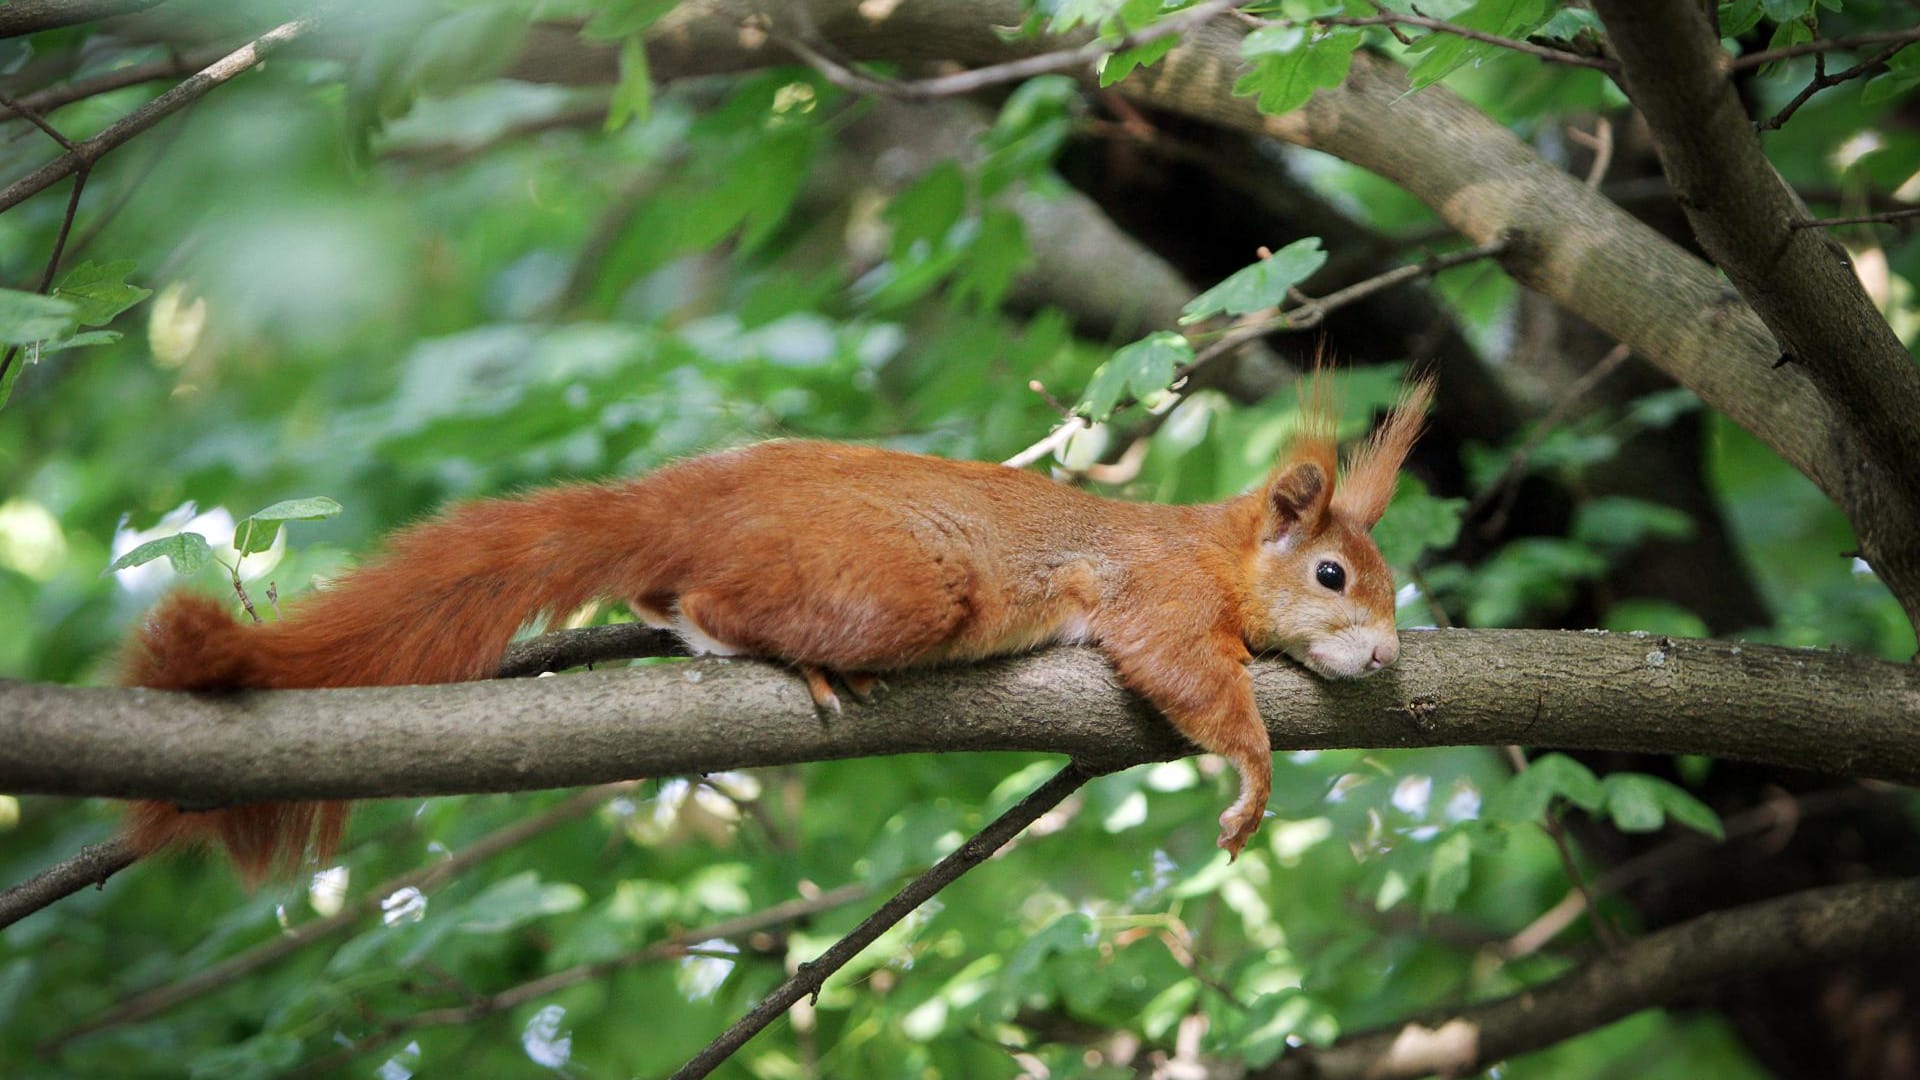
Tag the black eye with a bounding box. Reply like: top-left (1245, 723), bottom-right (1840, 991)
top-left (1315, 561), bottom-right (1346, 592)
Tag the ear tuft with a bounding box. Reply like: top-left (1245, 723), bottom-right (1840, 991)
top-left (1335, 376), bottom-right (1434, 529)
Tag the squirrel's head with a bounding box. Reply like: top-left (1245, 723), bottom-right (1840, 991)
top-left (1242, 376), bottom-right (1433, 679)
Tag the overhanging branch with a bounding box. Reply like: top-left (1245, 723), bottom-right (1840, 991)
top-left (3, 630), bottom-right (1917, 803)
top-left (1590, 0), bottom-right (1920, 632)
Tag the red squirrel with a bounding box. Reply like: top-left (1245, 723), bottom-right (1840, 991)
top-left (123, 377), bottom-right (1431, 881)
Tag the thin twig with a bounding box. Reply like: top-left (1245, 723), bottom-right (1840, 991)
top-left (1792, 206), bottom-right (1920, 230)
top-left (1758, 42), bottom-right (1907, 132)
top-left (45, 782), bottom-right (637, 1054)
top-left (7, 44), bottom-right (230, 119)
top-left (1729, 27), bottom-right (1920, 70)
top-left (0, 162), bottom-right (89, 404)
top-left (290, 880), bottom-right (875, 1078)
top-left (1000, 240), bottom-right (1506, 469)
top-left (1464, 342), bottom-right (1633, 536)
top-left (670, 763), bottom-right (1097, 1080)
top-left (1254, 12), bottom-right (1617, 72)
top-left (0, 11), bottom-right (321, 215)
top-left (775, 0), bottom-right (1245, 101)
top-left (1003, 415), bottom-right (1087, 469)
top-left (64, 111), bottom-right (192, 264)
top-left (0, 89), bottom-right (78, 149)
top-left (0, 840), bottom-right (138, 930)
top-left (1502, 745), bottom-right (1622, 952)
top-left (1501, 784), bottom-right (1879, 959)
top-left (1569, 116), bottom-right (1613, 190)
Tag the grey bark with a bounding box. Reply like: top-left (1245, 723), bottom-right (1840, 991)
top-left (1262, 877), bottom-right (1920, 1080)
top-left (3, 630), bottom-right (1916, 803)
top-left (1591, 0), bottom-right (1920, 635)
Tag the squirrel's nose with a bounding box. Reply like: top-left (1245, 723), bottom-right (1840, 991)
top-left (1367, 641), bottom-right (1398, 670)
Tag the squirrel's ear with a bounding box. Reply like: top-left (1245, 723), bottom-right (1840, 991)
top-left (1264, 459), bottom-right (1331, 545)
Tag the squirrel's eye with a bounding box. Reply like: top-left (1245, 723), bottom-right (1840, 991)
top-left (1315, 561), bottom-right (1346, 592)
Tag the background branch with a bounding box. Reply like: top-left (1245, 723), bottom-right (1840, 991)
top-left (1262, 878), bottom-right (1920, 1080)
top-left (0, 841), bottom-right (136, 930)
top-left (1591, 0), bottom-right (1920, 631)
top-left (0, 0), bottom-right (165, 39)
top-left (0, 11), bottom-right (317, 214)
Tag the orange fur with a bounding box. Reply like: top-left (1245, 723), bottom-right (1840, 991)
top-left (126, 375), bottom-right (1433, 871)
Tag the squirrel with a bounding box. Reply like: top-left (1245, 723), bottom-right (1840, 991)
top-left (122, 376), bottom-right (1432, 882)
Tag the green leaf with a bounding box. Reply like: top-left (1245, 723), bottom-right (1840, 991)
top-left (1718, 0), bottom-right (1765, 37)
top-left (1405, 0), bottom-right (1549, 89)
top-left (1603, 774), bottom-right (1725, 839)
top-left (1601, 773), bottom-right (1665, 832)
top-left (234, 496), bottom-right (343, 556)
top-left (1179, 238), bottom-right (1327, 324)
top-left (887, 162), bottom-right (968, 262)
top-left (1374, 475), bottom-right (1466, 567)
top-left (51, 260), bottom-right (152, 327)
top-left (107, 532), bottom-right (214, 576)
top-left (951, 206), bottom-right (1029, 312)
top-left (1101, 34), bottom-right (1180, 86)
top-left (455, 871), bottom-right (588, 935)
top-left (1234, 31), bottom-right (1358, 116)
top-left (1573, 496), bottom-right (1696, 549)
top-left (606, 35), bottom-right (653, 129)
top-left (1423, 830), bottom-right (1473, 914)
top-left (584, 0), bottom-right (679, 40)
top-left (35, 329), bottom-right (122, 354)
top-left (980, 76), bottom-right (1075, 195)
top-left (188, 1033), bottom-right (302, 1080)
top-left (1485, 752), bottom-right (1605, 822)
top-left (1078, 331), bottom-right (1193, 421)
top-left (0, 290), bottom-right (78, 345)
top-left (1862, 67), bottom-right (1920, 107)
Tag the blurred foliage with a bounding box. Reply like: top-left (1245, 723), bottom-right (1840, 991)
top-left (1, 0), bottom-right (1917, 1077)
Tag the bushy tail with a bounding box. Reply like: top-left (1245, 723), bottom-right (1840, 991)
top-left (121, 481), bottom-right (661, 883)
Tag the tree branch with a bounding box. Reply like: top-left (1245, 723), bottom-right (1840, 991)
top-left (0, 11), bottom-right (317, 214)
top-left (3, 630), bottom-right (1918, 804)
top-left (1728, 28), bottom-right (1920, 70)
top-left (45, 782), bottom-right (637, 1051)
top-left (1591, 0), bottom-right (1920, 632)
top-left (1261, 877), bottom-right (1920, 1079)
top-left (0, 840), bottom-right (136, 930)
top-left (289, 880), bottom-right (875, 1077)
top-left (672, 763), bottom-right (1094, 1078)
top-left (0, 0), bottom-right (164, 40)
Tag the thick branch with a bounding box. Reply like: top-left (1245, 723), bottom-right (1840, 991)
top-left (1590, 0), bottom-right (1920, 628)
top-left (1263, 878), bottom-right (1920, 1080)
top-left (2, 630), bottom-right (1917, 803)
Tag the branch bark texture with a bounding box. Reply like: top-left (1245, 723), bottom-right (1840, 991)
top-left (3, 630), bottom-right (1916, 803)
top-left (1264, 877), bottom-right (1920, 1080)
top-left (1590, 0), bottom-right (1920, 634)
